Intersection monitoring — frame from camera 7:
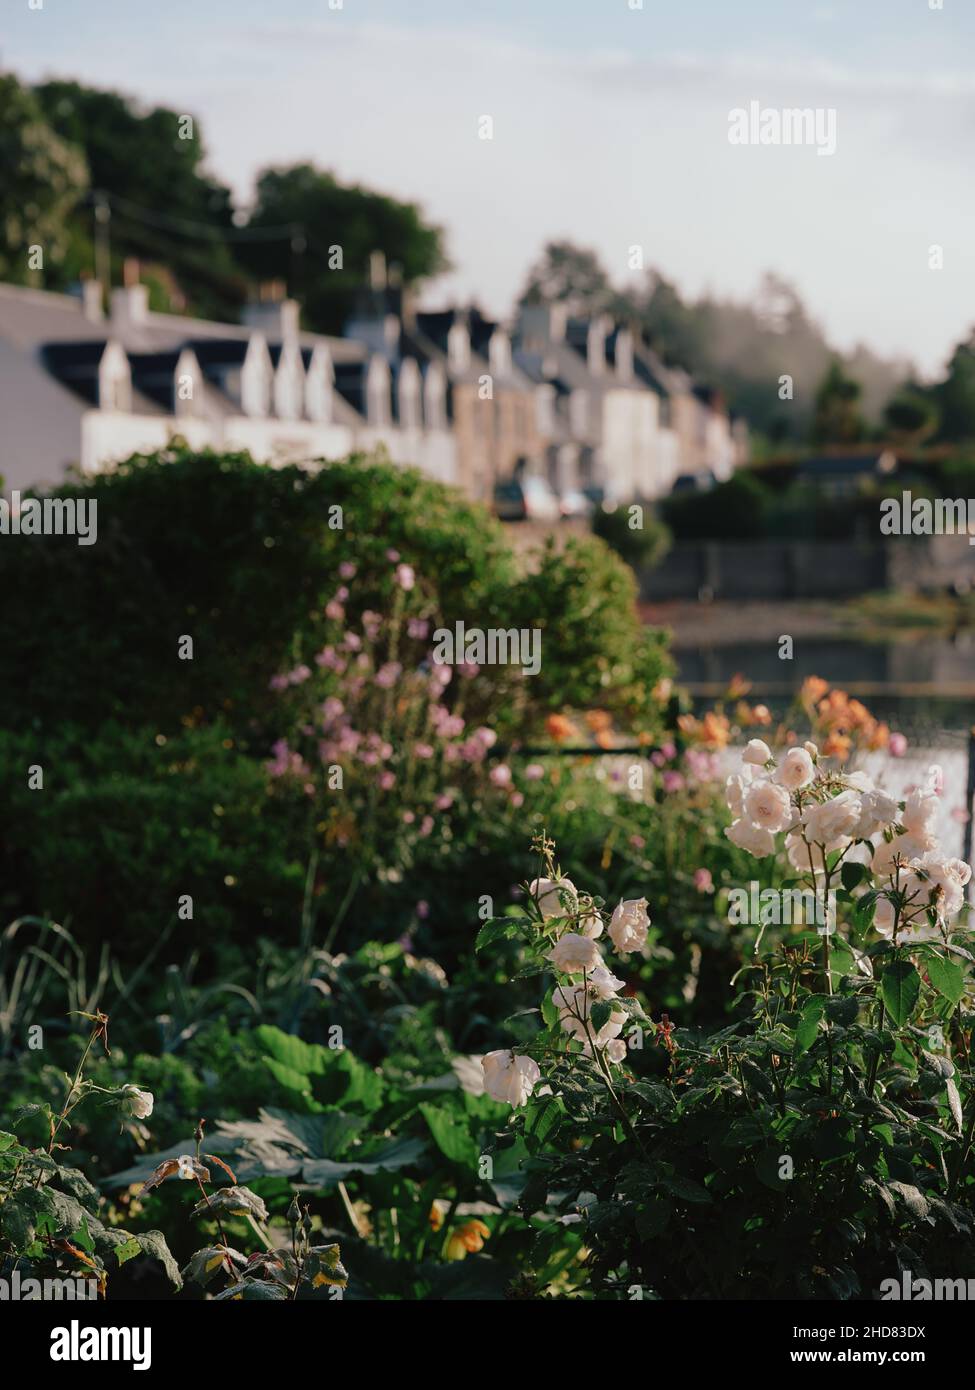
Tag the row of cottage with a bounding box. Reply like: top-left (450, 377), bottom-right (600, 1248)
top-left (0, 263), bottom-right (747, 504)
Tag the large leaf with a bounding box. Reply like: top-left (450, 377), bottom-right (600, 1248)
top-left (254, 1025), bottom-right (331, 1077)
top-left (881, 960), bottom-right (920, 1026)
top-left (925, 954), bottom-right (965, 1006)
top-left (301, 1136), bottom-right (426, 1184)
top-left (419, 1103), bottom-right (480, 1168)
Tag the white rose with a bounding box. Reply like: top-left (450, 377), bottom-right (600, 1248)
top-left (120, 1086), bottom-right (154, 1120)
top-left (609, 897), bottom-right (650, 953)
top-left (786, 830), bottom-right (823, 874)
top-left (872, 833), bottom-right (928, 879)
top-left (743, 778), bottom-right (793, 833)
top-left (528, 876), bottom-right (578, 919)
top-left (725, 771), bottom-right (751, 817)
top-left (743, 738), bottom-right (772, 766)
top-left (804, 741), bottom-right (819, 758)
top-left (481, 1050), bottom-right (541, 1108)
top-left (801, 790), bottom-right (862, 845)
top-left (901, 788), bottom-right (939, 850)
top-left (579, 908), bottom-right (603, 939)
top-left (552, 982), bottom-right (626, 1046)
top-left (604, 1038), bottom-right (628, 1064)
top-left (547, 932), bottom-right (602, 975)
top-left (855, 787), bottom-right (901, 840)
top-left (910, 852), bottom-right (970, 920)
top-left (588, 962), bottom-right (625, 999)
top-left (775, 747), bottom-right (815, 791)
top-left (726, 818), bottom-right (775, 858)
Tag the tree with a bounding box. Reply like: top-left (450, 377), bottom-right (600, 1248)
top-left (34, 80), bottom-right (242, 319)
top-left (933, 332), bottom-right (975, 443)
top-left (517, 240), bottom-right (614, 315)
top-left (810, 359), bottom-right (865, 446)
top-left (236, 164), bottom-right (449, 334)
top-left (0, 75), bottom-right (88, 286)
top-left (883, 385), bottom-right (939, 443)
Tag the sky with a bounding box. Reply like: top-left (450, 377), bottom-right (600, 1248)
top-left (4, 0), bottom-right (974, 376)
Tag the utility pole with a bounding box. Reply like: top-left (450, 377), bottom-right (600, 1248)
top-left (94, 192), bottom-right (111, 298)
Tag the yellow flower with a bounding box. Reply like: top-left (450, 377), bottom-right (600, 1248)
top-left (445, 1219), bottom-right (490, 1259)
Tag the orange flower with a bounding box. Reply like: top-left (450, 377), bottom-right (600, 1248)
top-left (867, 721), bottom-right (890, 750)
top-left (445, 1220), bottom-right (490, 1260)
top-left (594, 729), bottom-right (614, 750)
top-left (699, 712), bottom-right (731, 748)
top-left (822, 731), bottom-right (852, 762)
top-left (585, 709), bottom-right (613, 733)
top-left (727, 673), bottom-right (752, 699)
top-left (751, 704), bottom-right (772, 727)
top-left (429, 1201), bottom-right (447, 1233)
top-left (801, 676), bottom-right (830, 705)
top-left (652, 678), bottom-right (673, 702)
top-left (546, 713), bottom-right (577, 743)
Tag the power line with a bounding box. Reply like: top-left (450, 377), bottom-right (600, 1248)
top-left (85, 190), bottom-right (300, 243)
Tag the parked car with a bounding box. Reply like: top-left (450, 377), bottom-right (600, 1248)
top-left (559, 489), bottom-right (595, 519)
top-left (671, 472), bottom-right (717, 495)
top-left (493, 476), bottom-right (561, 522)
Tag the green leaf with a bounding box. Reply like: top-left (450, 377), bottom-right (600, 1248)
top-left (302, 1136), bottom-right (426, 1184)
top-left (881, 960), bottom-right (921, 1027)
top-left (841, 862), bottom-right (868, 891)
top-left (475, 917), bottom-right (526, 953)
top-left (795, 998), bottom-right (825, 1054)
top-left (114, 1236), bottom-right (142, 1267)
top-left (419, 1103), bottom-right (479, 1168)
top-left (926, 955), bottom-right (965, 1006)
top-left (254, 1025), bottom-right (330, 1077)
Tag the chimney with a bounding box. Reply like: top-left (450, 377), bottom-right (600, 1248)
top-left (587, 315), bottom-right (610, 377)
top-left (615, 327), bottom-right (634, 383)
top-left (242, 291), bottom-right (302, 347)
top-left (81, 280), bottom-right (103, 323)
top-left (111, 276), bottom-right (149, 327)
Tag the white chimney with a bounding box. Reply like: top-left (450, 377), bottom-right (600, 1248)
top-left (615, 327), bottom-right (634, 383)
top-left (81, 281), bottom-right (103, 323)
top-left (587, 316), bottom-right (610, 377)
top-left (242, 297), bottom-right (301, 346)
top-left (110, 284), bottom-right (149, 328)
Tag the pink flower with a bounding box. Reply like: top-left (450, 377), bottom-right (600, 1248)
top-left (339, 561), bottom-right (357, 580)
top-left (289, 664), bottom-right (311, 685)
top-left (457, 661), bottom-right (480, 680)
top-left (435, 793), bottom-right (453, 811)
top-left (386, 548), bottom-right (401, 562)
top-left (378, 770), bottom-right (396, 790)
top-left (661, 742), bottom-right (677, 760)
top-left (414, 742), bottom-right (435, 759)
top-left (375, 661), bottom-right (402, 689)
top-left (336, 586), bottom-right (349, 602)
top-left (269, 673), bottom-right (289, 692)
top-left (325, 600), bottom-right (345, 621)
top-left (629, 834), bottom-right (646, 850)
top-left (402, 810), bottom-right (415, 824)
top-left (361, 610), bottom-right (382, 640)
top-left (888, 732), bottom-right (908, 757)
top-left (342, 631), bottom-right (362, 651)
top-left (419, 816), bottom-right (434, 837)
top-left (694, 868), bottom-right (714, 894)
top-left (524, 763), bottom-right (545, 781)
top-left (661, 770), bottom-right (685, 793)
top-left (320, 697), bottom-right (345, 725)
top-left (408, 617), bottom-right (430, 640)
top-left (416, 900), bottom-right (430, 919)
top-left (396, 563), bottom-right (415, 591)
top-left (510, 791), bottom-right (524, 808)
top-left (489, 763), bottom-right (512, 788)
